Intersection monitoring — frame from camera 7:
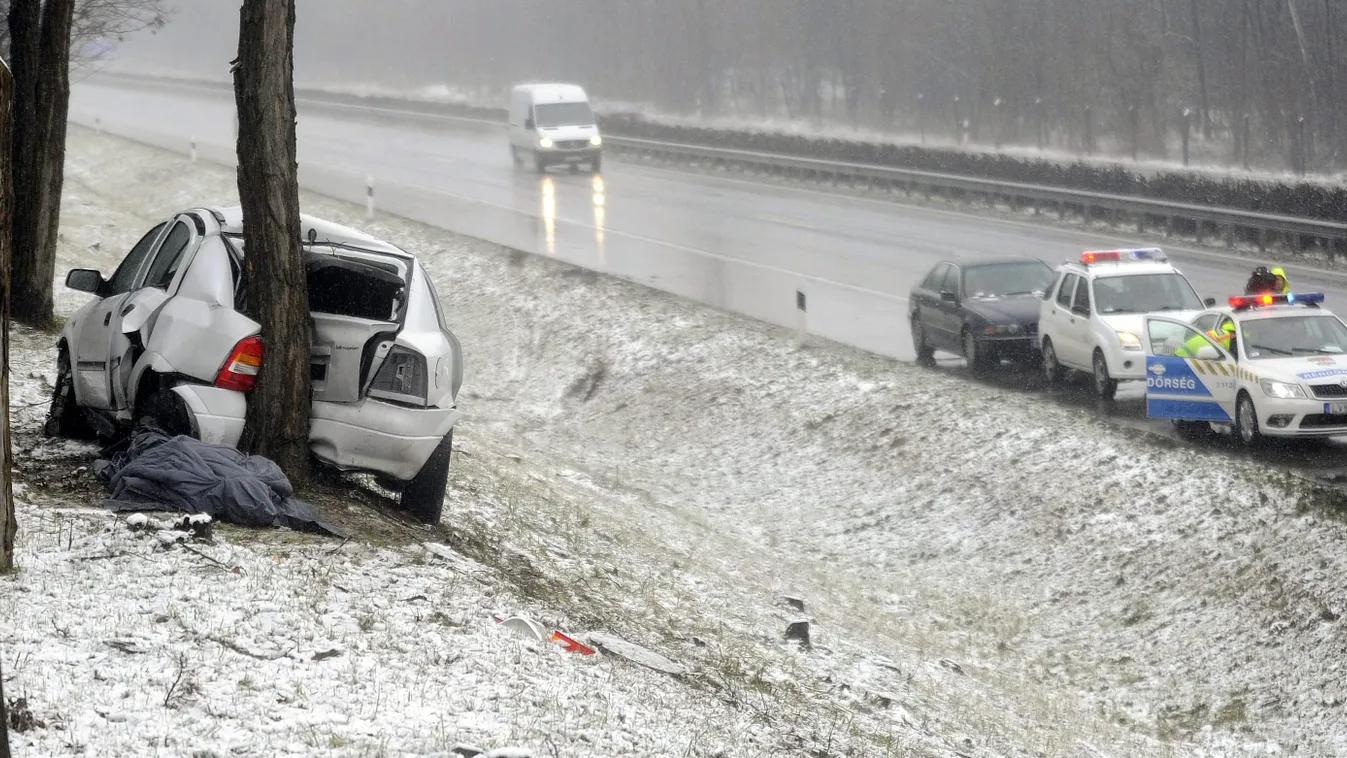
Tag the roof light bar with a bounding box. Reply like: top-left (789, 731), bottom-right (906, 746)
top-left (1228, 292), bottom-right (1324, 309)
top-left (1080, 248), bottom-right (1167, 265)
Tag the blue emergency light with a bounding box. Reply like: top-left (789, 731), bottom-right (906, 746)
top-left (1080, 248), bottom-right (1167, 264)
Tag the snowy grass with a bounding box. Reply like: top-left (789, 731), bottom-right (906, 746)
top-left (11, 125), bottom-right (1347, 756)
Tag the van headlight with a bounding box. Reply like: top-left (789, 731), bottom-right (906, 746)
top-left (590, 135), bottom-right (602, 146)
top-left (1260, 378), bottom-right (1306, 399)
top-left (538, 136), bottom-right (554, 149)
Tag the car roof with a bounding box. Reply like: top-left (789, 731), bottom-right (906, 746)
top-left (1209, 304), bottom-right (1342, 322)
top-left (201, 206), bottom-right (412, 259)
top-left (513, 83), bottom-right (589, 103)
top-left (954, 255), bottom-right (1050, 269)
top-left (1059, 261), bottom-right (1179, 277)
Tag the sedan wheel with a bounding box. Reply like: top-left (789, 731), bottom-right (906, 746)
top-left (1092, 350), bottom-right (1119, 400)
top-left (911, 317), bottom-right (935, 365)
top-left (1236, 392), bottom-right (1262, 446)
top-left (44, 346), bottom-right (95, 439)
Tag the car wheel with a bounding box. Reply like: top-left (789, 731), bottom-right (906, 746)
top-left (1042, 338), bottom-right (1066, 387)
top-left (44, 345), bottom-right (96, 439)
top-left (533, 152), bottom-right (547, 173)
top-left (1236, 392), bottom-right (1262, 446)
top-left (591, 155), bottom-right (602, 173)
top-left (402, 430), bottom-right (453, 524)
top-left (963, 328), bottom-right (991, 373)
top-left (142, 387), bottom-right (193, 437)
top-left (910, 316), bottom-right (935, 365)
top-left (1092, 349), bottom-right (1118, 400)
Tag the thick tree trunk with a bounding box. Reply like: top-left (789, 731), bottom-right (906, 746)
top-left (6, 0), bottom-right (72, 328)
top-left (232, 0), bottom-right (310, 484)
top-left (0, 56), bottom-right (16, 578)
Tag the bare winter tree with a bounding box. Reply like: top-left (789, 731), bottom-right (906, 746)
top-left (0, 0), bottom-right (166, 62)
top-left (232, 0), bottom-right (311, 482)
top-left (0, 54), bottom-right (17, 576)
top-left (6, 0), bottom-right (72, 328)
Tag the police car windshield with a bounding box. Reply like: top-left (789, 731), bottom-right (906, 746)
top-left (534, 102), bottom-right (595, 128)
top-left (1241, 315), bottom-right (1347, 360)
top-left (962, 262), bottom-right (1053, 299)
top-left (1093, 273), bottom-right (1204, 314)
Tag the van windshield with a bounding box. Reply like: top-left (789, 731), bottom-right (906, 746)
top-left (534, 102), bottom-right (594, 128)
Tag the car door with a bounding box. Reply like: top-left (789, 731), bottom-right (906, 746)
top-left (930, 264), bottom-right (963, 348)
top-left (106, 217), bottom-right (197, 411)
top-left (911, 263), bottom-right (945, 347)
top-left (73, 221), bottom-right (168, 409)
top-left (1060, 275), bottom-right (1094, 368)
top-left (1142, 316), bottom-right (1238, 422)
top-left (1042, 272), bottom-right (1079, 364)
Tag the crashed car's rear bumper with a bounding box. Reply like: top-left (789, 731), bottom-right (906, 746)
top-left (172, 385), bottom-right (462, 482)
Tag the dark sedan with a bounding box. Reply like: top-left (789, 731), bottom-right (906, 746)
top-left (909, 256), bottom-right (1055, 370)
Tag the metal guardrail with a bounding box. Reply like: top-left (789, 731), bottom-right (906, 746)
top-left (602, 136), bottom-right (1347, 258)
top-left (93, 72), bottom-right (1347, 259)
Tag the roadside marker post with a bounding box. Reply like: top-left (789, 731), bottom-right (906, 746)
top-left (366, 175), bottom-right (375, 219)
top-left (190, 135), bottom-right (197, 164)
top-left (795, 289), bottom-right (807, 348)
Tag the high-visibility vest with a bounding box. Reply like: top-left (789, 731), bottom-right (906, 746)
top-left (1175, 329), bottom-right (1231, 357)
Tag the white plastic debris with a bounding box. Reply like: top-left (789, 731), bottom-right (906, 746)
top-left (497, 615), bottom-right (547, 644)
top-left (584, 632), bottom-right (685, 676)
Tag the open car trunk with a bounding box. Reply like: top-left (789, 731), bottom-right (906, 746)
top-left (304, 253), bottom-right (409, 404)
top-left (227, 235), bottom-right (414, 405)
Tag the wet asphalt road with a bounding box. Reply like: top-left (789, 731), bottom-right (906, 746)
top-left (67, 75), bottom-right (1347, 475)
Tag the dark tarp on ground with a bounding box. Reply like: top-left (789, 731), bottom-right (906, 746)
top-left (95, 427), bottom-right (346, 537)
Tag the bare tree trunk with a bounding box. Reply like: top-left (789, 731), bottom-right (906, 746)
top-left (6, 0), bottom-right (72, 328)
top-left (0, 54), bottom-right (16, 578)
top-left (232, 0), bottom-right (311, 483)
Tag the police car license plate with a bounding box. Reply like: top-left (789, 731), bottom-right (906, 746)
top-left (1327, 402), bottom-right (1347, 415)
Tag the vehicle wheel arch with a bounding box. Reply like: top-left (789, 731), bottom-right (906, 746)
top-left (128, 354), bottom-right (176, 416)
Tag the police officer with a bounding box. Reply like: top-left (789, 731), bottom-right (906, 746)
top-left (1175, 321), bottom-right (1236, 358)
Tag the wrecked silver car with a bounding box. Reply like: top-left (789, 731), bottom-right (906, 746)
top-left (47, 206), bottom-right (464, 523)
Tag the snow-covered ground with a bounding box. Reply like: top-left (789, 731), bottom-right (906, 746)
top-left (9, 126), bottom-right (1347, 757)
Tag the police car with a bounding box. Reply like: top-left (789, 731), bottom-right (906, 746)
top-left (1038, 248), bottom-right (1212, 399)
top-left (1142, 292), bottom-right (1347, 444)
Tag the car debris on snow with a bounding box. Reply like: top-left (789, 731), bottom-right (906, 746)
top-left (582, 632), bottom-right (686, 676)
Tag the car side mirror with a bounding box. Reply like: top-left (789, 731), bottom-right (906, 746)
top-left (524, 118), bottom-right (535, 130)
top-left (940, 291), bottom-right (957, 303)
top-left (65, 268), bottom-right (104, 295)
top-left (1204, 297), bottom-right (1216, 307)
top-left (1195, 344), bottom-right (1222, 360)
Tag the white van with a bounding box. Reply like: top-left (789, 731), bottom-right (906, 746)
top-left (508, 83), bottom-right (602, 174)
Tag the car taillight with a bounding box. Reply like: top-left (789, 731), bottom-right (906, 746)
top-left (368, 347), bottom-right (428, 405)
top-left (215, 335), bottom-right (264, 392)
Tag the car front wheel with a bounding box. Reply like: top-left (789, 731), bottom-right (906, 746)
top-left (1092, 349), bottom-right (1119, 400)
top-left (44, 345), bottom-right (95, 439)
top-left (402, 430), bottom-right (453, 524)
top-left (1236, 392), bottom-right (1262, 446)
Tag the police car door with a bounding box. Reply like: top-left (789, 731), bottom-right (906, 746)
top-left (1142, 316), bottom-right (1238, 422)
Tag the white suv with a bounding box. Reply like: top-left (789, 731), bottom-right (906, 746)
top-left (1038, 248), bottom-right (1212, 399)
